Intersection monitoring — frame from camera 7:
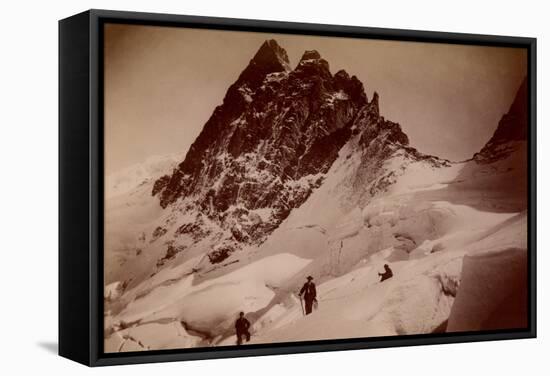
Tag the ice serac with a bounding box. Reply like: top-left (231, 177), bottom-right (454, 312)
top-left (152, 41), bottom-right (376, 256)
top-left (475, 77), bottom-right (527, 162)
top-left (447, 247), bottom-right (528, 332)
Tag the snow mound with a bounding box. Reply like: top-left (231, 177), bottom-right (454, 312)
top-left (104, 281), bottom-right (125, 301)
top-left (109, 253), bottom-right (311, 345)
top-left (251, 254), bottom-right (463, 344)
top-left (105, 321), bottom-right (202, 352)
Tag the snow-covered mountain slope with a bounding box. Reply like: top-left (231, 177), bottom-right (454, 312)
top-left (104, 153), bottom-right (182, 285)
top-left (104, 40), bottom-right (410, 291)
top-left (246, 152), bottom-right (526, 343)
top-left (104, 144), bottom-right (526, 350)
top-left (106, 153), bottom-right (182, 199)
top-left (147, 41), bottom-right (382, 268)
top-left (103, 40), bottom-right (528, 351)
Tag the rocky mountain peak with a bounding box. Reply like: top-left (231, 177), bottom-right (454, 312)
top-left (334, 70), bottom-right (368, 106)
top-left (251, 39), bottom-right (291, 72)
top-left (300, 50), bottom-right (322, 61)
top-left (295, 49), bottom-right (331, 78)
top-left (490, 77), bottom-right (527, 144)
top-left (152, 39), bottom-right (417, 263)
top-left (369, 92), bottom-right (380, 116)
top-left (231, 40), bottom-right (291, 92)
top-left (334, 69), bottom-right (350, 80)
top-left (474, 77), bottom-right (528, 162)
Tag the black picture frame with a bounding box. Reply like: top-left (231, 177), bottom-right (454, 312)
top-left (59, 9), bottom-right (537, 367)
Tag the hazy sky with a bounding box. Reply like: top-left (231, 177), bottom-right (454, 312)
top-left (104, 24), bottom-right (527, 174)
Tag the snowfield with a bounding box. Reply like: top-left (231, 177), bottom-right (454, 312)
top-left (103, 137), bottom-right (527, 351)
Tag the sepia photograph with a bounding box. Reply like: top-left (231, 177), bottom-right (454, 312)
top-left (102, 23), bottom-right (529, 353)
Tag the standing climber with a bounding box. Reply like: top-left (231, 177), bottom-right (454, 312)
top-left (235, 311), bottom-right (251, 345)
top-left (299, 276), bottom-right (317, 315)
top-left (378, 264), bottom-right (393, 282)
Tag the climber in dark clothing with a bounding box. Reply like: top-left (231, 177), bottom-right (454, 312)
top-left (299, 276), bottom-right (317, 315)
top-left (235, 311), bottom-right (251, 345)
top-left (378, 264), bottom-right (393, 282)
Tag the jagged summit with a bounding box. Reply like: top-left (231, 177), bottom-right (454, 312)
top-left (334, 69), bottom-right (350, 80)
top-left (369, 92), bottom-right (380, 115)
top-left (300, 50), bottom-right (322, 61)
top-left (151, 39), bottom-right (422, 263)
top-left (334, 70), bottom-right (367, 105)
top-left (231, 40), bottom-right (291, 91)
top-left (295, 49), bottom-right (330, 77)
top-left (251, 39), bottom-right (291, 71)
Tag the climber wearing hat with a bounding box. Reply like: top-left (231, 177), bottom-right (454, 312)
top-left (235, 311), bottom-right (251, 345)
top-left (299, 276), bottom-right (317, 315)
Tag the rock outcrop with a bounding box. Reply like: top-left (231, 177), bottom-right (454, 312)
top-left (475, 77), bottom-right (528, 162)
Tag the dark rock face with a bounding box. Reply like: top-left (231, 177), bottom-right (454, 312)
top-left (301, 50), bottom-right (321, 61)
top-left (207, 245), bottom-right (235, 264)
top-left (490, 78), bottom-right (528, 144)
top-left (150, 226), bottom-right (167, 243)
top-left (156, 245), bottom-right (186, 267)
top-left (475, 78), bottom-right (528, 162)
top-left (175, 217), bottom-right (211, 243)
top-left (152, 175), bottom-right (170, 196)
top-left (152, 40), bottom-right (418, 257)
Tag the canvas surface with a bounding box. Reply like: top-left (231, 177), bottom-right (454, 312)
top-left (102, 24), bottom-right (529, 352)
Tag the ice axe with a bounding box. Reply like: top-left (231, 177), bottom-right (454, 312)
top-left (299, 294), bottom-right (305, 316)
